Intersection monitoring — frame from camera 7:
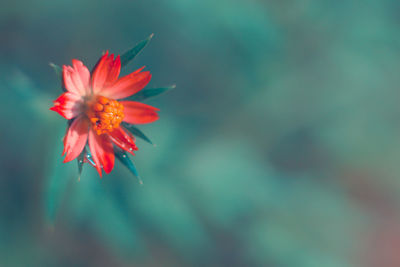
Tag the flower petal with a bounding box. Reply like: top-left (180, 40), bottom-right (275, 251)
top-left (91, 51), bottom-right (121, 94)
top-left (88, 130), bottom-right (115, 177)
top-left (121, 101), bottom-right (159, 124)
top-left (109, 127), bottom-right (138, 155)
top-left (72, 59), bottom-right (91, 95)
top-left (62, 116), bottom-right (89, 163)
top-left (63, 60), bottom-right (91, 96)
top-left (50, 92), bottom-right (83, 119)
top-left (101, 67), bottom-right (151, 99)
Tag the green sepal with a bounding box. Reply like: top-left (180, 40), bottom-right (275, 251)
top-left (84, 145), bottom-right (96, 167)
top-left (122, 122), bottom-right (154, 145)
top-left (128, 85), bottom-right (175, 102)
top-left (49, 63), bottom-right (62, 79)
top-left (114, 147), bottom-right (143, 184)
top-left (77, 148), bottom-right (85, 178)
top-left (120, 34), bottom-right (154, 68)
top-left (76, 147), bottom-right (98, 180)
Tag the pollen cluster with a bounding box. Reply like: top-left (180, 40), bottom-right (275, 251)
top-left (87, 96), bottom-right (124, 135)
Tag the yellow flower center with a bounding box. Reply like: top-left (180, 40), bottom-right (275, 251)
top-left (86, 96), bottom-right (124, 135)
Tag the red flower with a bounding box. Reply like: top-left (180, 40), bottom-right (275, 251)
top-left (50, 51), bottom-right (159, 177)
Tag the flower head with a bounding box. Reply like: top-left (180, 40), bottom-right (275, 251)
top-left (50, 51), bottom-right (159, 177)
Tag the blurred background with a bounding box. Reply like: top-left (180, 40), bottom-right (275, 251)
top-left (1, 0), bottom-right (400, 266)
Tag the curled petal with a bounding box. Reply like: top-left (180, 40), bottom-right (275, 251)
top-left (50, 92), bottom-right (83, 119)
top-left (121, 101), bottom-right (159, 124)
top-left (63, 60), bottom-right (91, 96)
top-left (109, 127), bottom-right (138, 155)
top-left (62, 116), bottom-right (89, 163)
top-left (101, 67), bottom-right (151, 99)
top-left (91, 51), bottom-right (121, 94)
top-left (89, 130), bottom-right (115, 177)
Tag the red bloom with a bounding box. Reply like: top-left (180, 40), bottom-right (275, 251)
top-left (50, 52), bottom-right (159, 177)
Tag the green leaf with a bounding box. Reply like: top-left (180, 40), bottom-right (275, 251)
top-left (128, 85), bottom-right (175, 101)
top-left (122, 122), bottom-right (154, 145)
top-left (120, 34), bottom-right (154, 67)
top-left (49, 63), bottom-right (62, 79)
top-left (45, 125), bottom-right (75, 226)
top-left (115, 147), bottom-right (143, 184)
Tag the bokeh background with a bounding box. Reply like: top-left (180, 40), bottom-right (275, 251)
top-left (1, 0), bottom-right (400, 266)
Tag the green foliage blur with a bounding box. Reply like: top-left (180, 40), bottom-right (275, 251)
top-left (1, 0), bottom-right (400, 266)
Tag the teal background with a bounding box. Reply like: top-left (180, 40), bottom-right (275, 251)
top-left (1, 0), bottom-right (400, 266)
